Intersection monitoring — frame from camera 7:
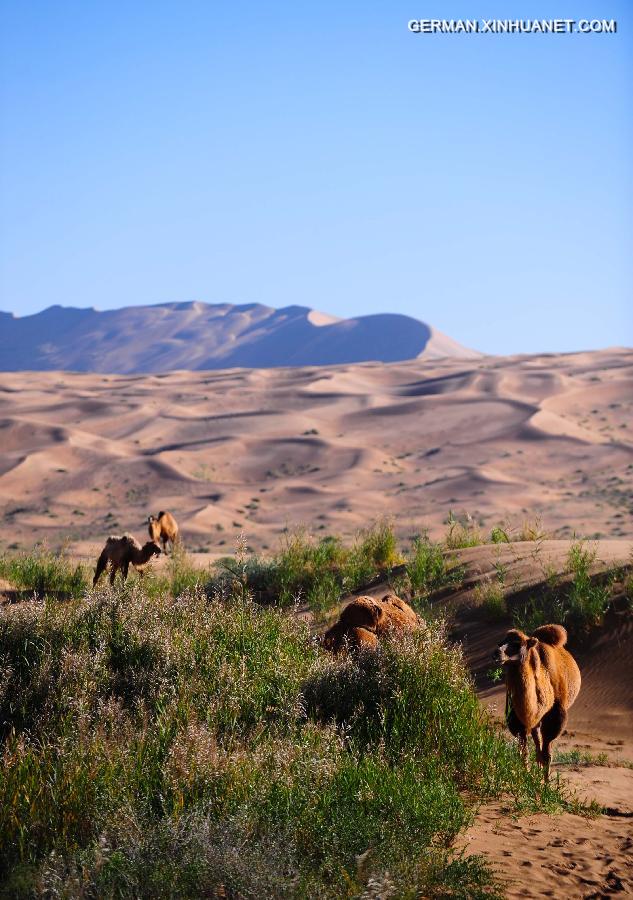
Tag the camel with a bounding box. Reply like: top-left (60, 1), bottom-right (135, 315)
top-left (493, 624), bottom-right (581, 781)
top-left (148, 511), bottom-right (179, 553)
top-left (93, 534), bottom-right (162, 586)
top-left (324, 593), bottom-right (418, 652)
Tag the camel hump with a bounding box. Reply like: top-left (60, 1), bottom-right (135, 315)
top-left (532, 624), bottom-right (567, 647)
top-left (158, 511), bottom-right (166, 519)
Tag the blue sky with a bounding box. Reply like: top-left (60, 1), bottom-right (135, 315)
top-left (1, 2), bottom-right (631, 354)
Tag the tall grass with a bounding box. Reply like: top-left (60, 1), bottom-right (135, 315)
top-left (218, 520), bottom-right (403, 616)
top-left (444, 512), bottom-right (483, 549)
top-left (398, 534), bottom-right (463, 611)
top-left (0, 583), bottom-right (570, 898)
top-left (513, 541), bottom-right (616, 633)
top-left (0, 545), bottom-right (88, 598)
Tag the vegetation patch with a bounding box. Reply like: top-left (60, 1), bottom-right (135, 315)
top-left (513, 542), bottom-right (624, 634)
top-left (0, 582), bottom-right (575, 898)
top-left (0, 545), bottom-right (89, 598)
top-left (217, 520), bottom-right (404, 616)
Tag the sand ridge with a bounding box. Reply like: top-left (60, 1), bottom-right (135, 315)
top-left (0, 350), bottom-right (631, 558)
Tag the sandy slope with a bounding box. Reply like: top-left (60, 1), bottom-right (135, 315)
top-left (342, 540), bottom-right (633, 899)
top-left (452, 543), bottom-right (633, 899)
top-left (0, 301), bottom-right (479, 372)
top-left (0, 349), bottom-right (631, 558)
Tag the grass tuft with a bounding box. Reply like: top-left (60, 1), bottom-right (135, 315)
top-left (513, 541), bottom-right (616, 633)
top-left (0, 544), bottom-right (89, 598)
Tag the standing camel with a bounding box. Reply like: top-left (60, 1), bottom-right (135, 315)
top-left (493, 624), bottom-right (581, 781)
top-left (93, 534), bottom-right (162, 586)
top-left (147, 511), bottom-right (179, 553)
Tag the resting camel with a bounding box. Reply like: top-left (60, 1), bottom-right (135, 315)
top-left (493, 624), bottom-right (581, 781)
top-left (323, 593), bottom-right (418, 652)
top-left (93, 534), bottom-right (162, 586)
top-left (148, 511), bottom-right (179, 553)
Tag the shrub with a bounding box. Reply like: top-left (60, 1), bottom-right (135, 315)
top-left (513, 541), bottom-right (616, 633)
top-left (400, 534), bottom-right (463, 610)
top-left (0, 585), bottom-right (567, 897)
top-left (444, 512), bottom-right (482, 549)
top-left (342, 518), bottom-right (402, 591)
top-left (490, 525), bottom-right (510, 544)
top-left (0, 545), bottom-right (89, 598)
top-left (473, 580), bottom-right (507, 620)
top-left (214, 521), bottom-right (401, 616)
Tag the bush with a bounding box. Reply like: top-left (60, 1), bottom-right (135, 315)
top-left (513, 542), bottom-right (616, 633)
top-left (215, 521), bottom-right (401, 616)
top-left (489, 525), bottom-right (510, 544)
top-left (444, 512), bottom-right (483, 549)
top-left (401, 534), bottom-right (463, 609)
top-left (473, 580), bottom-right (507, 620)
top-left (0, 545), bottom-right (89, 598)
top-left (0, 585), bottom-right (567, 898)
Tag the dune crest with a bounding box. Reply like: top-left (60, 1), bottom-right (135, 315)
top-left (0, 301), bottom-right (480, 373)
top-left (0, 348), bottom-right (631, 556)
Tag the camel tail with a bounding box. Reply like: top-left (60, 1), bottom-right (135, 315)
top-left (532, 624), bottom-right (567, 648)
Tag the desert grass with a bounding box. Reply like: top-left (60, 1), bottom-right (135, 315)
top-left (395, 534), bottom-right (464, 614)
top-left (0, 571), bottom-right (583, 899)
top-left (217, 520), bottom-right (403, 616)
top-left (0, 544), bottom-right (89, 598)
top-left (444, 512), bottom-right (483, 549)
top-left (472, 580), bottom-right (507, 620)
top-left (513, 541), bottom-right (620, 634)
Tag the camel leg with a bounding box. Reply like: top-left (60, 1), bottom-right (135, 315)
top-left (109, 563), bottom-right (119, 586)
top-left (507, 707), bottom-right (528, 766)
top-left (122, 560), bottom-right (130, 582)
top-left (531, 725), bottom-right (544, 766)
top-left (540, 703), bottom-right (567, 783)
top-left (93, 551), bottom-right (108, 586)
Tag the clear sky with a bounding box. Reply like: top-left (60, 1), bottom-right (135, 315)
top-left (1, 2), bottom-right (631, 355)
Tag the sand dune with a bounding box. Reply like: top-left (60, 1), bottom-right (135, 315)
top-left (0, 348), bottom-right (631, 558)
top-left (0, 301), bottom-right (479, 373)
top-left (350, 539), bottom-right (633, 899)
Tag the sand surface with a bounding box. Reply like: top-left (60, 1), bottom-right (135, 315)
top-left (0, 348), bottom-right (631, 559)
top-left (450, 543), bottom-right (633, 900)
top-left (342, 540), bottom-right (633, 898)
top-left (1, 349), bottom-right (633, 897)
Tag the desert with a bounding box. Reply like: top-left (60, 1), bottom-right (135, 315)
top-left (0, 347), bottom-right (631, 560)
top-left (0, 347), bottom-right (632, 897)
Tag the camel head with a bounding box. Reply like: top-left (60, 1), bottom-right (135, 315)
top-left (147, 515), bottom-right (161, 542)
top-left (143, 540), bottom-right (163, 558)
top-left (493, 629), bottom-right (537, 665)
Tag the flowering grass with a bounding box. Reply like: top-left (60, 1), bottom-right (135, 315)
top-left (0, 578), bottom-right (574, 898)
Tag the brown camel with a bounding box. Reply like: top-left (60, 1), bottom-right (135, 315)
top-left (493, 624), bottom-right (581, 781)
top-left (323, 593), bottom-right (418, 652)
top-left (93, 534), bottom-right (162, 586)
top-left (148, 511), bottom-right (179, 553)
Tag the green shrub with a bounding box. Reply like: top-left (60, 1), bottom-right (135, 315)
top-left (400, 534), bottom-right (463, 610)
top-left (473, 580), bottom-right (507, 620)
top-left (215, 521), bottom-right (401, 616)
top-left (490, 525), bottom-right (510, 544)
top-left (444, 512), bottom-right (483, 549)
top-left (0, 545), bottom-right (89, 598)
top-left (513, 542), bottom-right (616, 633)
top-left (0, 585), bottom-right (568, 898)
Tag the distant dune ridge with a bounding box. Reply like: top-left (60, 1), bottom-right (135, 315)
top-left (0, 301), bottom-right (479, 373)
top-left (0, 348), bottom-right (631, 555)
